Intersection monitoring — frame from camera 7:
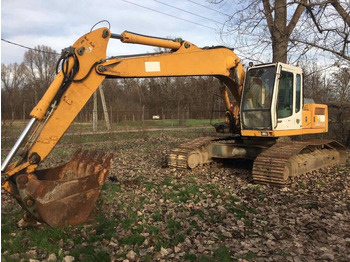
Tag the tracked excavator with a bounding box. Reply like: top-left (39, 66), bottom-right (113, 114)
top-left (1, 27), bottom-right (346, 227)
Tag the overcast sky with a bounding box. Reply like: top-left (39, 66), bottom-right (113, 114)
top-left (1, 0), bottom-right (235, 64)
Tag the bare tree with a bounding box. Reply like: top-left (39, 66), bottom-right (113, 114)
top-left (290, 0), bottom-right (350, 63)
top-left (1, 63), bottom-right (27, 120)
top-left (302, 64), bottom-right (334, 102)
top-left (331, 67), bottom-right (350, 103)
top-left (214, 0), bottom-right (349, 63)
top-left (24, 45), bottom-right (58, 105)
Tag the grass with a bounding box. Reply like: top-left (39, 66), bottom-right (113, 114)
top-left (213, 246), bottom-right (231, 261)
top-left (70, 246), bottom-right (110, 262)
top-left (184, 246), bottom-right (231, 262)
top-left (64, 119), bottom-right (212, 133)
top-left (120, 233), bottom-right (145, 246)
top-left (167, 219), bottom-right (182, 235)
top-left (93, 215), bottom-right (116, 241)
top-left (1, 222), bottom-right (71, 260)
top-left (1, 119), bottom-right (215, 154)
top-left (101, 183), bottom-right (121, 201)
top-left (163, 176), bottom-right (200, 203)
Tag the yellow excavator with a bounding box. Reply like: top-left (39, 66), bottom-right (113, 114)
top-left (1, 27), bottom-right (346, 227)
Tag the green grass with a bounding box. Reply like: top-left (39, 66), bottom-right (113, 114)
top-left (1, 225), bottom-right (70, 258)
top-left (101, 183), bottom-right (121, 201)
top-left (70, 246), bottom-right (110, 262)
top-left (183, 246), bottom-right (231, 262)
top-left (316, 180), bottom-right (326, 187)
top-left (65, 119), bottom-right (212, 133)
top-left (167, 219), bottom-right (182, 235)
top-left (163, 177), bottom-right (200, 203)
top-left (92, 215), bottom-right (116, 241)
top-left (152, 210), bottom-right (163, 222)
top-left (239, 251), bottom-right (257, 260)
top-left (213, 246), bottom-right (231, 261)
top-left (1, 119), bottom-right (216, 154)
top-left (171, 233), bottom-right (186, 245)
top-left (120, 233), bottom-right (145, 246)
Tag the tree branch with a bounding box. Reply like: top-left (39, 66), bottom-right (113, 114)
top-left (331, 1), bottom-right (350, 27)
top-left (290, 38), bottom-right (350, 61)
top-left (293, 0), bottom-right (333, 6)
top-left (287, 0), bottom-right (306, 36)
top-left (262, 0), bottom-right (274, 35)
top-left (294, 0), bottom-right (350, 27)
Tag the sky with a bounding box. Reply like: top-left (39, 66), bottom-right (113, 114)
top-left (1, 0), bottom-right (234, 64)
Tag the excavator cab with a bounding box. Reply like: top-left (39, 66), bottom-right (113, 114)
top-left (240, 62), bottom-right (327, 137)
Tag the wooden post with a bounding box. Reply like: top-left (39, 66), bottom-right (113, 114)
top-left (93, 91), bottom-right (98, 132)
top-left (110, 105), bottom-right (113, 124)
top-left (23, 102), bottom-right (26, 120)
top-left (99, 85), bottom-right (111, 130)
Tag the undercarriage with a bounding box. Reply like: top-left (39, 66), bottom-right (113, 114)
top-left (167, 136), bottom-right (347, 186)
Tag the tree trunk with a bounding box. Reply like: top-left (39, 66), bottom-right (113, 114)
top-left (272, 0), bottom-right (287, 62)
top-left (263, 0), bottom-right (306, 63)
top-left (272, 35), bottom-right (288, 63)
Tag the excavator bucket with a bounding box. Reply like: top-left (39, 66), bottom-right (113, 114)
top-left (9, 149), bottom-right (113, 227)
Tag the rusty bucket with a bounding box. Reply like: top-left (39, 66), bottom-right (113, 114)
top-left (11, 149), bottom-right (113, 227)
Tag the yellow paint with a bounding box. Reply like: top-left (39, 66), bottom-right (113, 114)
top-left (5, 161), bottom-right (31, 176)
top-left (241, 128), bottom-right (327, 137)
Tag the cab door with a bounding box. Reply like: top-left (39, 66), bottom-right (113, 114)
top-left (273, 63), bottom-right (303, 131)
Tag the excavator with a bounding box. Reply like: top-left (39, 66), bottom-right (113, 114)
top-left (1, 27), bottom-right (346, 227)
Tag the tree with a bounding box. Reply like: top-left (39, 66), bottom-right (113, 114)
top-left (214, 0), bottom-right (349, 64)
top-left (290, 0), bottom-right (350, 63)
top-left (331, 66), bottom-right (350, 103)
top-left (1, 63), bottom-right (27, 120)
top-left (24, 45), bottom-right (58, 105)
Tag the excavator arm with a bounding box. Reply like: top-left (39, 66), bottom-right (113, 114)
top-left (2, 27), bottom-right (244, 227)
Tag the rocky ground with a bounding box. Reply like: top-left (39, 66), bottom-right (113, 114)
top-left (2, 130), bottom-right (350, 262)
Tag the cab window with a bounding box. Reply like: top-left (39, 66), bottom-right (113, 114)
top-left (295, 74), bottom-right (301, 113)
top-left (277, 71), bottom-right (293, 118)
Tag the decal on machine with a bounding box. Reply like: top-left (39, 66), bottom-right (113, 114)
top-left (317, 115), bottom-right (325, 122)
top-left (145, 61), bottom-right (161, 72)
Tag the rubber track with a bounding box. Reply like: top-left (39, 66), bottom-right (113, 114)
top-left (167, 137), bottom-right (217, 169)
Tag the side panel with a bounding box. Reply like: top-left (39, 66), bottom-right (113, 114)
top-left (302, 104), bottom-right (328, 131)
